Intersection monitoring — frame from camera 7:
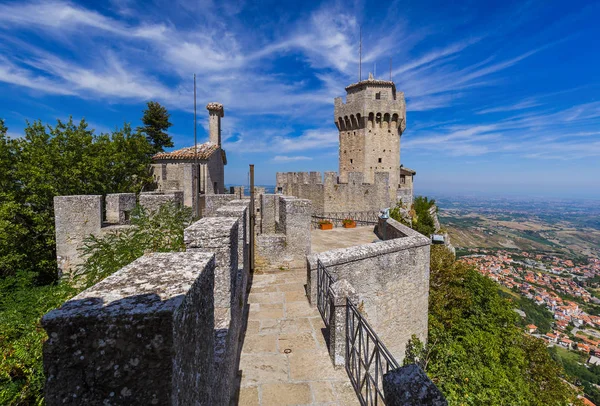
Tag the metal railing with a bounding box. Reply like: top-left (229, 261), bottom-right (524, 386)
top-left (316, 259), bottom-right (335, 327)
top-left (346, 298), bottom-right (400, 406)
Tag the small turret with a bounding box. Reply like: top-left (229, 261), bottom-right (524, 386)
top-left (206, 102), bottom-right (224, 146)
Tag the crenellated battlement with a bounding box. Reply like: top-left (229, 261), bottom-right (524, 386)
top-left (275, 170), bottom-right (399, 216)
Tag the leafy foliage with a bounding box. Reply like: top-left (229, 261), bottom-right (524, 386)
top-left (0, 273), bottom-right (76, 405)
top-left (137, 101), bottom-right (173, 153)
top-left (0, 118), bottom-right (154, 282)
top-left (390, 195), bottom-right (437, 236)
top-left (0, 116), bottom-right (158, 404)
top-left (549, 346), bottom-right (600, 404)
top-left (406, 245), bottom-right (574, 405)
top-left (0, 203), bottom-right (192, 404)
top-left (79, 203), bottom-right (194, 287)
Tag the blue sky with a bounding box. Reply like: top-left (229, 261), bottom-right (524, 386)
top-left (1, 0), bottom-right (599, 198)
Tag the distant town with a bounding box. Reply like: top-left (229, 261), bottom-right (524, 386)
top-left (462, 250), bottom-right (600, 355)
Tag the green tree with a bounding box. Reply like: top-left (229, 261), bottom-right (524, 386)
top-left (0, 118), bottom-right (154, 281)
top-left (409, 245), bottom-right (574, 405)
top-left (390, 195), bottom-right (436, 236)
top-left (137, 101), bottom-right (173, 153)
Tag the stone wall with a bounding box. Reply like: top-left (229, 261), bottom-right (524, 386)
top-left (54, 195), bottom-right (103, 278)
top-left (105, 193), bottom-right (136, 225)
top-left (276, 171), bottom-right (395, 216)
top-left (139, 191), bottom-right (184, 214)
top-left (256, 195), bottom-right (312, 268)
top-left (54, 192), bottom-right (187, 278)
top-left (45, 197), bottom-right (252, 405)
top-left (42, 252), bottom-right (216, 405)
top-left (308, 218), bottom-right (430, 362)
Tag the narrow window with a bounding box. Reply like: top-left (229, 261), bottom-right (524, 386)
top-left (375, 92), bottom-right (381, 100)
top-left (378, 158), bottom-right (382, 163)
top-left (350, 159), bottom-right (353, 164)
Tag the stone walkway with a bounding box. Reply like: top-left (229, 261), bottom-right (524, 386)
top-left (311, 225), bottom-right (380, 253)
top-left (238, 265), bottom-right (359, 406)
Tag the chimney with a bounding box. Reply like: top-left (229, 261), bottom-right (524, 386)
top-left (206, 102), bottom-right (224, 146)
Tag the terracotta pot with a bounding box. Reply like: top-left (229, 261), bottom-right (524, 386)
top-left (319, 223), bottom-right (333, 230)
top-left (343, 221), bottom-right (356, 228)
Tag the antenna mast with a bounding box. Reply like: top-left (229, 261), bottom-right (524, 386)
top-left (193, 73), bottom-right (199, 218)
top-left (359, 26), bottom-right (362, 82)
top-left (390, 57), bottom-right (392, 81)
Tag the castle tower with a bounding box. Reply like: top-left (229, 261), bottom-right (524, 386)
top-left (206, 102), bottom-right (224, 146)
top-left (334, 73), bottom-right (406, 199)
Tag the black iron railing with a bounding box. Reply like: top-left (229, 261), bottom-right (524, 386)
top-left (316, 259), bottom-right (335, 326)
top-left (346, 298), bottom-right (400, 406)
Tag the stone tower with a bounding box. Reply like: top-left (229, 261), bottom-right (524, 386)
top-left (334, 73), bottom-right (406, 199)
top-left (206, 102), bottom-right (224, 146)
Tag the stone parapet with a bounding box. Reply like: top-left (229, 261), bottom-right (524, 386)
top-left (310, 224), bottom-right (430, 362)
top-left (184, 217), bottom-right (238, 310)
top-left (328, 280), bottom-right (358, 367)
top-left (105, 193), bottom-right (136, 225)
top-left (204, 194), bottom-right (238, 217)
top-left (54, 195), bottom-right (103, 278)
top-left (139, 191), bottom-right (183, 213)
top-left (42, 252), bottom-right (216, 405)
top-left (383, 364), bottom-right (447, 406)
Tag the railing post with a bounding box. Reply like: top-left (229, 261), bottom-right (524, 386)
top-left (327, 279), bottom-right (357, 367)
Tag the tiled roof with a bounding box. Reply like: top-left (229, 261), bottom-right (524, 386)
top-left (401, 167), bottom-right (416, 175)
top-left (152, 142), bottom-right (219, 161)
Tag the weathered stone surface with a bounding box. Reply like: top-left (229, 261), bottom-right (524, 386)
top-left (139, 191), bottom-right (183, 213)
top-left (184, 217), bottom-right (238, 309)
top-left (328, 279), bottom-right (358, 366)
top-left (105, 193), bottom-right (136, 225)
top-left (54, 195), bottom-right (103, 277)
top-left (203, 193), bottom-right (237, 216)
top-left (313, 220), bottom-right (430, 363)
top-left (42, 252), bottom-right (216, 406)
top-left (383, 364), bottom-right (447, 406)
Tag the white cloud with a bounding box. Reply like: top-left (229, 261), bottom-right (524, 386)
top-left (272, 155), bottom-right (313, 162)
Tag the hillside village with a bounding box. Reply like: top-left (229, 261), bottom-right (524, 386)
top-left (462, 252), bottom-right (600, 356)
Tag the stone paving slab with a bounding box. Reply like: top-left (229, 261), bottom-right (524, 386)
top-left (238, 266), bottom-right (359, 405)
top-left (311, 226), bottom-right (380, 253)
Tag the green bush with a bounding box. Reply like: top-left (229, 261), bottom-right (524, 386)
top-left (405, 245), bottom-right (574, 405)
top-left (79, 203), bottom-right (194, 287)
top-left (0, 203), bottom-right (192, 404)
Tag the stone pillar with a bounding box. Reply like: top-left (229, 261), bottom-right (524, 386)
top-left (383, 364), bottom-right (447, 406)
top-left (42, 252), bottom-right (216, 406)
top-left (105, 193), bottom-right (136, 224)
top-left (182, 163), bottom-right (197, 211)
top-left (260, 194), bottom-right (278, 234)
top-left (184, 217), bottom-right (239, 310)
top-left (54, 195), bottom-right (102, 278)
top-left (306, 255), bottom-right (318, 306)
top-left (183, 216), bottom-right (241, 406)
top-left (279, 197), bottom-right (312, 258)
top-left (215, 204), bottom-right (249, 308)
top-left (328, 280), bottom-right (358, 367)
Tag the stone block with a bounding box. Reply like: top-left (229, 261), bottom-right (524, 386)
top-left (54, 195), bottom-right (102, 278)
top-left (139, 191), bottom-right (183, 214)
top-left (42, 252), bottom-right (216, 406)
top-left (328, 279), bottom-right (358, 366)
top-left (383, 364), bottom-right (447, 406)
top-left (184, 217), bottom-right (239, 309)
top-left (105, 193), bottom-right (136, 225)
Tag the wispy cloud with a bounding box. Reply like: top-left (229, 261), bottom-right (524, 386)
top-left (272, 155), bottom-right (313, 162)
